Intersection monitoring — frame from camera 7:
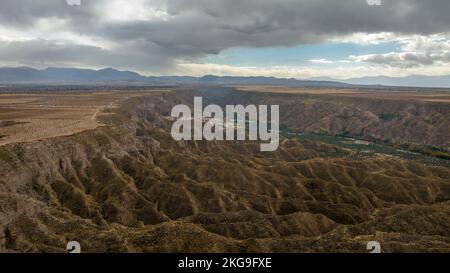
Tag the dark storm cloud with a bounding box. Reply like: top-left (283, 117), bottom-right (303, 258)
top-left (0, 0), bottom-right (93, 27)
top-left (1, 0), bottom-right (450, 71)
top-left (0, 39), bottom-right (177, 72)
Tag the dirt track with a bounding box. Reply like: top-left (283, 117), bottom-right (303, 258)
top-left (0, 92), bottom-right (145, 146)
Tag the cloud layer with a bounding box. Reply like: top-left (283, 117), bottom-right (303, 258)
top-left (0, 0), bottom-right (449, 76)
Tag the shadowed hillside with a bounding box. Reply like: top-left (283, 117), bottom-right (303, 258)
top-left (0, 90), bottom-right (449, 253)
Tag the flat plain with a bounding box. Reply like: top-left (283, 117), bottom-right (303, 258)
top-left (0, 92), bottom-right (148, 146)
top-left (235, 85), bottom-right (450, 103)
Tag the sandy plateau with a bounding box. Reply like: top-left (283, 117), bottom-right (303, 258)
top-left (236, 85), bottom-right (450, 103)
top-left (0, 92), bottom-right (146, 146)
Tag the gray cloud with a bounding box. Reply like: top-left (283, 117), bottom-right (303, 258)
top-left (350, 33), bottom-right (450, 68)
top-left (0, 0), bottom-right (450, 72)
top-left (352, 52), bottom-right (435, 68)
top-left (0, 39), bottom-right (177, 73)
top-left (353, 51), bottom-right (450, 68)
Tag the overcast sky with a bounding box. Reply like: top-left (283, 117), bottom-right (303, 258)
top-left (0, 0), bottom-right (449, 79)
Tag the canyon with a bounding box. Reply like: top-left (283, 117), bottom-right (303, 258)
top-left (0, 87), bottom-right (449, 252)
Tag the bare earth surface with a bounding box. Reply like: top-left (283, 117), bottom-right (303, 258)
top-left (0, 87), bottom-right (449, 253)
top-left (236, 85), bottom-right (450, 103)
top-left (0, 92), bottom-right (147, 146)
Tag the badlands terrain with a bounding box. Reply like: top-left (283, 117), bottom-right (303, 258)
top-left (0, 86), bottom-right (449, 252)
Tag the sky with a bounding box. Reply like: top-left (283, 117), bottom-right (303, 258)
top-left (0, 0), bottom-right (450, 79)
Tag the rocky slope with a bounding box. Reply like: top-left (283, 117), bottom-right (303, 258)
top-left (221, 90), bottom-right (450, 150)
top-left (0, 90), bottom-right (449, 252)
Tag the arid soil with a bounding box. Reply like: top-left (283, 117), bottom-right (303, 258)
top-left (0, 92), bottom-right (146, 146)
top-left (233, 87), bottom-right (450, 150)
top-left (236, 85), bottom-right (450, 103)
top-left (0, 88), bottom-right (449, 253)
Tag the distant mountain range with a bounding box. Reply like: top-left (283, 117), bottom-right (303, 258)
top-left (0, 67), bottom-right (349, 87)
top-left (1, 67), bottom-right (450, 88)
top-left (0, 67), bottom-right (145, 84)
top-left (309, 75), bottom-right (450, 88)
